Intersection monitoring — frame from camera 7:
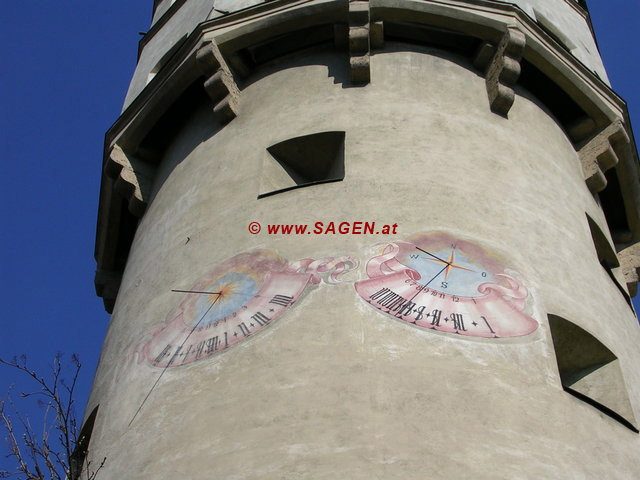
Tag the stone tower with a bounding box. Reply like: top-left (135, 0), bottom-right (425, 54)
top-left (87, 1), bottom-right (640, 478)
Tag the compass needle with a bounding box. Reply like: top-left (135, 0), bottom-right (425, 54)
top-left (415, 246), bottom-right (449, 264)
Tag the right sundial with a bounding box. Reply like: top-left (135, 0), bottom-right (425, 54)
top-left (355, 231), bottom-right (539, 339)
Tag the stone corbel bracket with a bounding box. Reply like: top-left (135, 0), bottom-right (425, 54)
top-left (370, 19), bottom-right (384, 50)
top-left (577, 119), bottom-right (630, 193)
top-left (196, 41), bottom-right (239, 123)
top-left (336, 4), bottom-right (382, 82)
top-left (104, 144), bottom-right (155, 217)
top-left (618, 243), bottom-right (640, 297)
top-left (348, 1), bottom-right (371, 84)
top-left (478, 26), bottom-right (526, 116)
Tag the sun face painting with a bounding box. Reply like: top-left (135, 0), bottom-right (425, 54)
top-left (189, 272), bottom-right (261, 328)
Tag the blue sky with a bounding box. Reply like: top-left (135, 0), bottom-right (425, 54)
top-left (0, 1), bottom-right (638, 472)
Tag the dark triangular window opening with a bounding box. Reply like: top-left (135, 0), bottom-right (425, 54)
top-left (548, 315), bottom-right (638, 432)
top-left (70, 405), bottom-right (101, 479)
top-left (585, 214), bottom-right (632, 308)
top-left (258, 131), bottom-right (345, 199)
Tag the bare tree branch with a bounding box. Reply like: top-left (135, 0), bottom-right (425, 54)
top-left (0, 355), bottom-right (104, 479)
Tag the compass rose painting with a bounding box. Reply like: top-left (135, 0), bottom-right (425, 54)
top-left (355, 231), bottom-right (538, 339)
top-left (139, 250), bottom-right (357, 367)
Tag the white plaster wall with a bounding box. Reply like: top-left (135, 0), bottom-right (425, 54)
top-left (123, 0), bottom-right (219, 109)
top-left (89, 47), bottom-right (640, 479)
top-left (214, 0), bottom-right (269, 14)
top-left (496, 0), bottom-right (608, 82)
top-left (151, 0), bottom-right (175, 22)
top-left (129, 0), bottom-right (270, 109)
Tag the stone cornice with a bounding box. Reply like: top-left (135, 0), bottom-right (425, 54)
top-left (112, 0), bottom-right (631, 158)
top-left (104, 0), bottom-right (339, 157)
top-left (371, 0), bottom-right (624, 125)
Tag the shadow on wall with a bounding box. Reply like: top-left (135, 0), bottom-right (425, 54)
top-left (146, 83), bottom-right (225, 204)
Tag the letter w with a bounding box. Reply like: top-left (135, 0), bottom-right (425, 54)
top-left (295, 225), bottom-right (307, 234)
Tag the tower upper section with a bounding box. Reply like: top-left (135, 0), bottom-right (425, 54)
top-left (95, 0), bottom-right (639, 313)
top-left (125, 0), bottom-right (606, 109)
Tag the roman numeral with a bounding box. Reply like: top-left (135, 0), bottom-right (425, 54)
top-left (427, 309), bottom-right (442, 326)
top-left (194, 340), bottom-right (205, 359)
top-left (451, 313), bottom-right (466, 331)
top-left (238, 322), bottom-right (251, 337)
top-left (206, 336), bottom-right (219, 354)
top-left (369, 288), bottom-right (389, 301)
top-left (251, 312), bottom-right (271, 326)
top-left (269, 295), bottom-right (293, 307)
top-left (481, 316), bottom-right (496, 334)
top-left (168, 346), bottom-right (182, 365)
top-left (380, 292), bottom-right (402, 307)
top-left (181, 344), bottom-right (192, 362)
top-left (154, 345), bottom-right (172, 364)
top-left (396, 301), bottom-right (415, 317)
top-left (377, 291), bottom-right (399, 306)
top-left (387, 295), bottom-right (406, 310)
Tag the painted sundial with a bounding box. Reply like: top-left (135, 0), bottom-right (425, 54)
top-left (139, 250), bottom-right (357, 367)
top-left (355, 231), bottom-right (538, 338)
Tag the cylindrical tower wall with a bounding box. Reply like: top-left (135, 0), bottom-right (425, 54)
top-left (88, 38), bottom-right (640, 478)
